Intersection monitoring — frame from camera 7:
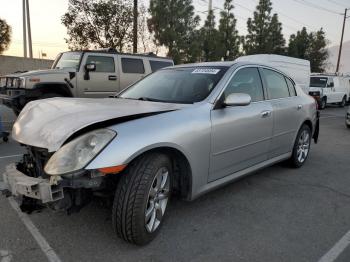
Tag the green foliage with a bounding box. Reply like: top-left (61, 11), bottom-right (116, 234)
top-left (288, 27), bottom-right (328, 72)
top-left (243, 0), bottom-right (285, 55)
top-left (148, 0), bottom-right (200, 64)
top-left (0, 18), bottom-right (11, 54)
top-left (62, 0), bottom-right (133, 51)
top-left (200, 10), bottom-right (221, 62)
top-left (217, 0), bottom-right (240, 60)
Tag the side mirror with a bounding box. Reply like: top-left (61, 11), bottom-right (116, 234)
top-left (85, 63), bottom-right (96, 72)
top-left (224, 93), bottom-right (252, 107)
top-left (327, 82), bottom-right (334, 88)
top-left (84, 63), bottom-right (96, 80)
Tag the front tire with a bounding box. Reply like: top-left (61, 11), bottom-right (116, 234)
top-left (340, 96), bottom-right (346, 107)
top-left (289, 124), bottom-right (312, 168)
top-left (320, 97), bottom-right (327, 110)
top-left (112, 153), bottom-right (172, 245)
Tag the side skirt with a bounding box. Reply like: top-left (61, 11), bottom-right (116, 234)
top-left (191, 152), bottom-right (291, 200)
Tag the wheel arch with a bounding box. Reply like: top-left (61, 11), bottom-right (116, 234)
top-left (125, 145), bottom-right (193, 201)
top-left (32, 82), bottom-right (73, 97)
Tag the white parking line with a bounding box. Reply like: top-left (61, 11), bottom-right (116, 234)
top-left (7, 197), bottom-right (62, 262)
top-left (0, 155), bottom-right (22, 160)
top-left (318, 230), bottom-right (350, 262)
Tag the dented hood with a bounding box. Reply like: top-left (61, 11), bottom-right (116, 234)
top-left (12, 97), bottom-right (187, 152)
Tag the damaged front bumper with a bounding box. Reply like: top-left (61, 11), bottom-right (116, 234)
top-left (2, 164), bottom-right (63, 203)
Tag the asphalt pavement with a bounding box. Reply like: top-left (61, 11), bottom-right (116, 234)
top-left (0, 106), bottom-right (350, 262)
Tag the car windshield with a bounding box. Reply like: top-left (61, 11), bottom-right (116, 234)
top-left (310, 77), bottom-right (328, 88)
top-left (119, 66), bottom-right (228, 104)
top-left (53, 52), bottom-right (82, 70)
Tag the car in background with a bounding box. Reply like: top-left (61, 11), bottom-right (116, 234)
top-left (2, 61), bottom-right (319, 245)
top-left (0, 49), bottom-right (173, 114)
top-left (309, 74), bottom-right (349, 110)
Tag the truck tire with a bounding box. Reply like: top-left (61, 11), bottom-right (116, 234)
top-left (340, 96), bottom-right (346, 107)
top-left (112, 153), bottom-right (172, 245)
top-left (320, 97), bottom-right (327, 110)
top-left (288, 124), bottom-right (312, 168)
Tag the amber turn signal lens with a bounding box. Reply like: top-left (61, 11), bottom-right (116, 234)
top-left (98, 165), bottom-right (127, 174)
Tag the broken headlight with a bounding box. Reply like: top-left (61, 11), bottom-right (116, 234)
top-left (44, 129), bottom-right (116, 176)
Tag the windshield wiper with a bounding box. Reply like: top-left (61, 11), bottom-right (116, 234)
top-left (138, 97), bottom-right (164, 102)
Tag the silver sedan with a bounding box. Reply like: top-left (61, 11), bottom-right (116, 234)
top-left (3, 61), bottom-right (319, 245)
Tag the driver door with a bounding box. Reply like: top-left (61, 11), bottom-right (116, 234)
top-left (209, 67), bottom-right (273, 182)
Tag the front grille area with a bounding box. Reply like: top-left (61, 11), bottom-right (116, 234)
top-left (17, 146), bottom-right (52, 179)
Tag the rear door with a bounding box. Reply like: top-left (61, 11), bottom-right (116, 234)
top-left (118, 56), bottom-right (147, 91)
top-left (209, 67), bottom-right (273, 182)
top-left (77, 53), bottom-right (119, 97)
top-left (260, 68), bottom-right (303, 159)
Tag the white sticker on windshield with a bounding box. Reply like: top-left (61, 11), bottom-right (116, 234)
top-left (192, 68), bottom-right (220, 74)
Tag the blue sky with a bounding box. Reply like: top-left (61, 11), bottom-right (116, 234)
top-left (0, 0), bottom-right (349, 59)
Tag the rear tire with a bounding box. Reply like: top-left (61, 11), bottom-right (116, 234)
top-left (112, 153), bottom-right (172, 245)
top-left (288, 124), bottom-right (312, 168)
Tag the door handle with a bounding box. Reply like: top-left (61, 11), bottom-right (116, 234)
top-left (297, 104), bottom-right (303, 110)
top-left (108, 75), bottom-right (117, 81)
top-left (261, 111), bottom-right (271, 118)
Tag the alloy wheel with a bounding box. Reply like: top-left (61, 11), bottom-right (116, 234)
top-left (145, 167), bottom-right (170, 233)
top-left (297, 130), bottom-right (310, 163)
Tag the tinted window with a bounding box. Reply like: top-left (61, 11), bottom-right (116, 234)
top-left (86, 56), bottom-right (115, 72)
top-left (150, 60), bottom-right (173, 72)
top-left (119, 67), bottom-right (228, 104)
top-left (285, 77), bottom-right (296, 96)
top-left (262, 69), bottom-right (290, 99)
top-left (121, 58), bottom-right (145, 74)
top-left (224, 67), bottom-right (264, 102)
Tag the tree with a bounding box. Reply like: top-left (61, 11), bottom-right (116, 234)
top-left (148, 0), bottom-right (200, 64)
top-left (287, 27), bottom-right (310, 59)
top-left (0, 18), bottom-right (11, 54)
top-left (217, 0), bottom-right (240, 60)
top-left (267, 14), bottom-right (286, 55)
top-left (288, 27), bottom-right (328, 72)
top-left (243, 0), bottom-right (285, 55)
top-left (200, 10), bottom-right (221, 61)
top-left (308, 29), bottom-right (329, 72)
top-left (62, 0), bottom-right (134, 51)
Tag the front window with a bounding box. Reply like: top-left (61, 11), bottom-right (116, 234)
top-left (310, 77), bottom-right (328, 88)
top-left (53, 52), bottom-right (82, 70)
top-left (119, 67), bottom-right (228, 104)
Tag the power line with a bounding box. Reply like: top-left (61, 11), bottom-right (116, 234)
top-left (325, 0), bottom-right (349, 8)
top-left (292, 0), bottom-right (342, 15)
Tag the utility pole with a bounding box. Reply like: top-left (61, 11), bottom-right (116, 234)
top-left (26, 0), bottom-right (33, 58)
top-left (133, 0), bottom-right (138, 53)
top-left (336, 8), bottom-right (348, 73)
top-left (22, 0), bottom-right (27, 58)
top-left (208, 0), bottom-right (212, 13)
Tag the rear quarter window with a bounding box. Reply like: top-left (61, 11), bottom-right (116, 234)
top-left (149, 60), bottom-right (174, 72)
top-left (121, 58), bottom-right (145, 74)
top-left (285, 77), bottom-right (297, 96)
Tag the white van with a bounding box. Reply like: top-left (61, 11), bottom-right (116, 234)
top-left (309, 74), bottom-right (348, 109)
top-left (235, 54), bottom-right (311, 93)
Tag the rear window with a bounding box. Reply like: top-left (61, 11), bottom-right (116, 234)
top-left (121, 58), bottom-right (145, 74)
top-left (149, 60), bottom-right (173, 72)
